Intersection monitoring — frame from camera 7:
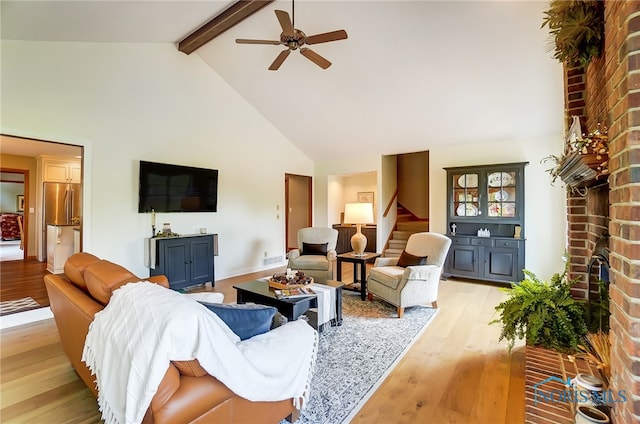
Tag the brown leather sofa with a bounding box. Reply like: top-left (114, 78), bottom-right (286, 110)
top-left (44, 252), bottom-right (299, 424)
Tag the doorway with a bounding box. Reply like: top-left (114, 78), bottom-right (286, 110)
top-left (0, 134), bottom-right (83, 313)
top-left (1, 135), bottom-right (83, 263)
top-left (0, 169), bottom-right (27, 261)
top-left (285, 174), bottom-right (312, 252)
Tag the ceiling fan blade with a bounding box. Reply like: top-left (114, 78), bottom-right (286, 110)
top-left (275, 10), bottom-right (295, 37)
top-left (305, 30), bottom-right (348, 45)
top-left (236, 38), bottom-right (281, 45)
top-left (269, 49), bottom-right (291, 71)
top-left (300, 47), bottom-right (332, 69)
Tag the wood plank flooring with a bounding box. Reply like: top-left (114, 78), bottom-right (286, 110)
top-left (0, 259), bottom-right (50, 306)
top-left (352, 278), bottom-right (526, 424)
top-left (0, 264), bottom-right (525, 423)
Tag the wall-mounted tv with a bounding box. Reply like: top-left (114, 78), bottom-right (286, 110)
top-left (138, 160), bottom-right (218, 213)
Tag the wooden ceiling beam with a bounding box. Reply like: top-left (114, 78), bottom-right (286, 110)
top-left (178, 0), bottom-right (275, 55)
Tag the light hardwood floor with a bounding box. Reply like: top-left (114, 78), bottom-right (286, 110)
top-left (352, 277), bottom-right (525, 424)
top-left (0, 269), bottom-right (525, 423)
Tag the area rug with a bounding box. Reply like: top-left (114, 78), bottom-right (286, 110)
top-left (0, 297), bottom-right (40, 316)
top-left (288, 292), bottom-right (438, 424)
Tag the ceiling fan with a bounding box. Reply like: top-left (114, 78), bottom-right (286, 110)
top-left (235, 2), bottom-right (348, 70)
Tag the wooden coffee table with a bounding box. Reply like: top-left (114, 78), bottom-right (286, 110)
top-left (233, 279), bottom-right (344, 328)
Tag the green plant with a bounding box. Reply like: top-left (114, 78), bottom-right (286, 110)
top-left (541, 0), bottom-right (604, 67)
top-left (588, 278), bottom-right (610, 333)
top-left (491, 263), bottom-right (588, 353)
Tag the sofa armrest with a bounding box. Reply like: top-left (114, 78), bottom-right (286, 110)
top-left (44, 274), bottom-right (104, 396)
top-left (374, 257), bottom-right (399, 267)
top-left (150, 365), bottom-right (235, 424)
top-left (327, 249), bottom-right (337, 261)
top-left (148, 275), bottom-right (169, 288)
top-left (287, 249), bottom-right (301, 260)
top-left (403, 264), bottom-right (442, 281)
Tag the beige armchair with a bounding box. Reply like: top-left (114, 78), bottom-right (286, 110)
top-left (287, 227), bottom-right (339, 285)
top-left (367, 232), bottom-right (452, 318)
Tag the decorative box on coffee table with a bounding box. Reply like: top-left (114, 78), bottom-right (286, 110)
top-left (267, 273), bottom-right (314, 290)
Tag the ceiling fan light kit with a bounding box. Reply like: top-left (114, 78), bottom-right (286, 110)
top-left (236, 6), bottom-right (347, 70)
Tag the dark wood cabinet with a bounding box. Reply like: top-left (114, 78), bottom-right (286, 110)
top-left (445, 236), bottom-right (525, 284)
top-left (150, 234), bottom-right (215, 290)
top-left (447, 242), bottom-right (480, 278)
top-left (332, 225), bottom-right (377, 254)
top-left (443, 162), bottom-right (527, 284)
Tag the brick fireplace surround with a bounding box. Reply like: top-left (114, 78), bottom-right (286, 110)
top-left (559, 2), bottom-right (640, 422)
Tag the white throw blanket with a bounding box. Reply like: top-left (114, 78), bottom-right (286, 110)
top-left (82, 281), bottom-right (317, 424)
top-left (311, 284), bottom-right (336, 328)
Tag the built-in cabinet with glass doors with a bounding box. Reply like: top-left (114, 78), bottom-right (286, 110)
top-left (443, 162), bottom-right (528, 284)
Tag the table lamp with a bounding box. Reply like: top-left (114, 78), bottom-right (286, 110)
top-left (344, 202), bottom-right (374, 256)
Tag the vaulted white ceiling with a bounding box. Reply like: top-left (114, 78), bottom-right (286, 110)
top-left (1, 1), bottom-right (563, 162)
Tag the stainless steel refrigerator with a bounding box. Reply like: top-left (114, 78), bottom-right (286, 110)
top-left (44, 182), bottom-right (82, 225)
top-left (43, 182), bottom-right (82, 260)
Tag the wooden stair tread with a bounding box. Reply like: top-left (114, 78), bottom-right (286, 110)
top-left (389, 240), bottom-right (407, 248)
top-left (382, 208), bottom-right (430, 257)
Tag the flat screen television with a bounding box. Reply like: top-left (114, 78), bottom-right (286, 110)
top-left (138, 160), bottom-right (218, 213)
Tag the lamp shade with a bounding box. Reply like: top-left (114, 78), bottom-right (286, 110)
top-left (344, 203), bottom-right (374, 225)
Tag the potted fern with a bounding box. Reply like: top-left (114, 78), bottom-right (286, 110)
top-left (491, 260), bottom-right (588, 353)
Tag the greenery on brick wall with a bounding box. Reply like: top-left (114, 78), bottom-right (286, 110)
top-left (541, 0), bottom-right (605, 67)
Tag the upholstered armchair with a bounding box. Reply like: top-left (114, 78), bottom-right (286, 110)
top-left (287, 227), bottom-right (339, 285)
top-left (367, 232), bottom-right (452, 318)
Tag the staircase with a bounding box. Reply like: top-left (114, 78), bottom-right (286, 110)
top-left (383, 220), bottom-right (430, 258)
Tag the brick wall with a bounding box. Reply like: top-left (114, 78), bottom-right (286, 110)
top-left (566, 63), bottom-right (587, 136)
top-left (559, 1), bottom-right (640, 422)
top-left (586, 54), bottom-right (608, 129)
top-left (566, 1), bottom-right (640, 422)
top-left (607, 2), bottom-right (640, 422)
top-left (566, 187), bottom-right (609, 303)
top-left (564, 56), bottom-right (610, 303)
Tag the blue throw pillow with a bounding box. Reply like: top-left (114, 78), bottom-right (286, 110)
top-left (199, 302), bottom-right (277, 340)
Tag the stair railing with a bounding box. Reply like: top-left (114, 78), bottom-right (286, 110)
top-left (383, 189), bottom-right (399, 218)
top-left (380, 189), bottom-right (399, 257)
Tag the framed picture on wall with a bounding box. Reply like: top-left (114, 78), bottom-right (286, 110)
top-left (357, 192), bottom-right (374, 204)
top-left (17, 195), bottom-right (25, 212)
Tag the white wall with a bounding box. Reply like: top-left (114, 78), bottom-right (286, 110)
top-left (379, 155), bottom-right (398, 253)
top-left (326, 175), bottom-right (345, 226)
top-left (314, 156), bottom-right (381, 228)
top-left (2, 39), bottom-right (567, 282)
top-left (344, 173), bottom-right (376, 206)
top-left (430, 135), bottom-right (568, 281)
top-left (1, 40), bottom-right (313, 279)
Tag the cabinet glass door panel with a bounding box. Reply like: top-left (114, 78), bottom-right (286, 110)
top-left (486, 170), bottom-right (517, 218)
top-left (453, 173), bottom-right (479, 217)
